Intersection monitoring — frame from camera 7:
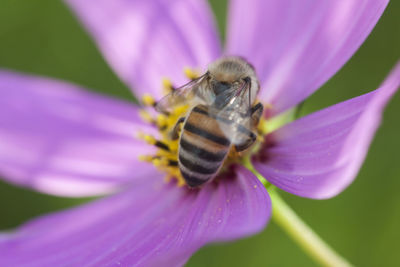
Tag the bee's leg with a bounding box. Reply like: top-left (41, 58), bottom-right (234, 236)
top-left (234, 103), bottom-right (263, 152)
top-left (235, 131), bottom-right (257, 152)
top-left (250, 102), bottom-right (263, 127)
top-left (170, 117), bottom-right (185, 140)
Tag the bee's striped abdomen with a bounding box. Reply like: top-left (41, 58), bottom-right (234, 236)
top-left (178, 105), bottom-right (230, 187)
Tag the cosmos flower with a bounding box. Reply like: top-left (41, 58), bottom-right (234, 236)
top-left (0, 0), bottom-right (399, 266)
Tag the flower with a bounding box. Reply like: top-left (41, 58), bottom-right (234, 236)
top-left (0, 0), bottom-right (399, 266)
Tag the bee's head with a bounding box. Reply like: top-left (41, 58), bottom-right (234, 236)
top-left (207, 57), bottom-right (260, 106)
top-left (208, 57), bottom-right (250, 83)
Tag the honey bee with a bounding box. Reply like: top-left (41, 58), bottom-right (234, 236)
top-left (156, 57), bottom-right (263, 188)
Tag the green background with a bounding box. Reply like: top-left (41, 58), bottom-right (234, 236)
top-left (0, 0), bottom-right (399, 266)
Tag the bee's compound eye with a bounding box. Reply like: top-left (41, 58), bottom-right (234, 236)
top-left (243, 77), bottom-right (251, 84)
top-left (212, 81), bottom-right (231, 95)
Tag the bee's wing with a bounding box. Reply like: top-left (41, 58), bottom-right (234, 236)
top-left (215, 82), bottom-right (252, 145)
top-left (155, 73), bottom-right (211, 113)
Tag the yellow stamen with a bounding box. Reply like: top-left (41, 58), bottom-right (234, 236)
top-left (142, 94), bottom-right (156, 106)
top-left (156, 114), bottom-right (168, 128)
top-left (184, 67), bottom-right (199, 80)
top-left (162, 78), bottom-right (174, 94)
top-left (137, 134), bottom-right (156, 145)
top-left (176, 177), bottom-right (185, 187)
top-left (138, 155), bottom-right (153, 162)
top-left (152, 158), bottom-right (163, 167)
top-left (139, 110), bottom-right (154, 124)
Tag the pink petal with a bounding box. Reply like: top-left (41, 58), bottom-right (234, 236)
top-left (64, 0), bottom-right (221, 99)
top-left (227, 0), bottom-right (389, 115)
top-left (0, 70), bottom-right (156, 197)
top-left (0, 166), bottom-right (270, 266)
top-left (253, 62), bottom-right (400, 199)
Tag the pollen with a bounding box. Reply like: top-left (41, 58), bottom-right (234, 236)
top-left (137, 91), bottom-right (190, 186)
top-left (183, 67), bottom-right (200, 80)
top-left (156, 114), bottom-right (168, 128)
top-left (162, 78), bottom-right (175, 94)
top-left (138, 155), bottom-right (153, 162)
top-left (142, 94), bottom-right (156, 107)
top-left (139, 110), bottom-right (155, 124)
top-left (144, 135), bottom-right (157, 145)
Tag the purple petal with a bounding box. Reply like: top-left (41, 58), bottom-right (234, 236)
top-left (65, 0), bottom-right (221, 99)
top-left (227, 0), bottom-right (389, 115)
top-left (253, 62), bottom-right (400, 199)
top-left (0, 166), bottom-right (270, 266)
top-left (0, 70), bottom-right (157, 197)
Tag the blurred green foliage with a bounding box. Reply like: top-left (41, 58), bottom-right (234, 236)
top-left (0, 0), bottom-right (399, 266)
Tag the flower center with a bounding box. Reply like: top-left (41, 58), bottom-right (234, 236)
top-left (137, 68), bottom-right (267, 187)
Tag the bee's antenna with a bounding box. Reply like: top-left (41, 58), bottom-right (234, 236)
top-left (244, 77), bottom-right (252, 115)
top-left (249, 80), bottom-right (251, 109)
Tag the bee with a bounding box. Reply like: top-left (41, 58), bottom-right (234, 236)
top-left (156, 57), bottom-right (263, 188)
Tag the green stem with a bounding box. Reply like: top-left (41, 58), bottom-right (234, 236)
top-left (242, 156), bottom-right (269, 187)
top-left (243, 158), bottom-right (353, 267)
top-left (269, 190), bottom-right (353, 267)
